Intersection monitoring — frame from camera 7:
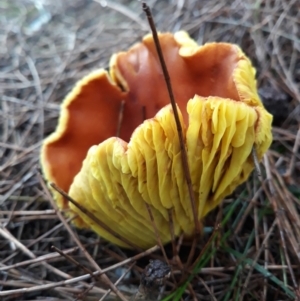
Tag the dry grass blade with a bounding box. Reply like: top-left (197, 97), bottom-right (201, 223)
top-left (285, 125), bottom-right (300, 180)
top-left (0, 245), bottom-right (79, 272)
top-left (50, 182), bottom-right (142, 251)
top-left (239, 218), bottom-right (277, 300)
top-left (39, 175), bottom-right (128, 301)
top-left (99, 262), bottom-right (135, 301)
top-left (0, 226), bottom-right (70, 279)
top-left (51, 245), bottom-right (95, 277)
top-left (144, 203), bottom-right (168, 262)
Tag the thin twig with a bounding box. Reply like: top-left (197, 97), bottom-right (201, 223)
top-left (100, 262), bottom-right (136, 301)
top-left (0, 245), bottom-right (160, 297)
top-left (239, 218), bottom-right (277, 301)
top-left (142, 2), bottom-right (200, 236)
top-left (39, 174), bottom-right (128, 301)
top-left (284, 125), bottom-right (300, 180)
top-left (116, 100), bottom-right (125, 137)
top-left (50, 182), bottom-right (142, 251)
top-left (145, 203), bottom-right (169, 265)
top-left (51, 246), bottom-right (95, 277)
top-left (0, 225), bottom-right (70, 279)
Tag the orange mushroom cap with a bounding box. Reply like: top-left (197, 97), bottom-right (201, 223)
top-left (41, 31), bottom-right (273, 248)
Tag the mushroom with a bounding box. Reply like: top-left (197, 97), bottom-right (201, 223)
top-left (41, 31), bottom-right (273, 249)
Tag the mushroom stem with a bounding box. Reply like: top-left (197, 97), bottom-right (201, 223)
top-left (132, 259), bottom-right (170, 301)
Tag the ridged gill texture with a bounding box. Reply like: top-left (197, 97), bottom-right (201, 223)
top-left (41, 31), bottom-right (273, 249)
